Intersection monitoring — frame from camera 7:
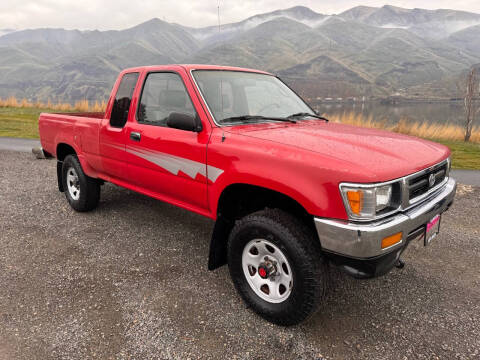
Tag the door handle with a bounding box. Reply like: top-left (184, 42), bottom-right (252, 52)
top-left (130, 132), bottom-right (141, 141)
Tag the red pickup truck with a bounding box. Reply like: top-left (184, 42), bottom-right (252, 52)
top-left (39, 64), bottom-right (456, 325)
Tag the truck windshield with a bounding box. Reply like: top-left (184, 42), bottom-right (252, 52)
top-left (192, 70), bottom-right (314, 125)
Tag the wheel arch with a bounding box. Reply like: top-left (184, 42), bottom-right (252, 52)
top-left (208, 183), bottom-right (316, 270)
top-left (56, 142), bottom-right (77, 161)
top-left (216, 183), bottom-right (312, 222)
top-left (55, 143), bottom-right (78, 192)
top-left (55, 142), bottom-right (99, 191)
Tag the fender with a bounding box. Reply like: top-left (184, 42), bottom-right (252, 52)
top-left (205, 128), bottom-right (349, 221)
top-left (56, 148), bottom-right (101, 192)
top-left (55, 136), bottom-right (99, 179)
top-left (207, 179), bottom-right (321, 270)
top-left (210, 175), bottom-right (327, 220)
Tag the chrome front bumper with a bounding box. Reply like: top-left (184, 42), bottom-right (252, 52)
top-left (314, 177), bottom-right (457, 259)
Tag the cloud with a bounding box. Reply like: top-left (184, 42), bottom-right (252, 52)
top-left (0, 0), bottom-right (479, 31)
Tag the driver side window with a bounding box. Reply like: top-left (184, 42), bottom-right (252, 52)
top-left (137, 72), bottom-right (196, 127)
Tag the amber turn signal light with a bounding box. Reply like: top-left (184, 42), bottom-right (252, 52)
top-left (346, 190), bottom-right (363, 215)
top-left (381, 232), bottom-right (403, 249)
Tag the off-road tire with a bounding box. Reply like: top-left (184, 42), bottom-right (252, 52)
top-left (227, 208), bottom-right (329, 326)
top-left (62, 155), bottom-right (100, 212)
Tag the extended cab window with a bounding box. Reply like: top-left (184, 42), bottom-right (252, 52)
top-left (110, 72), bottom-right (139, 128)
top-left (137, 72), bottom-right (196, 126)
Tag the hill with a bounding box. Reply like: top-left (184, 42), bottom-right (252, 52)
top-left (1, 5), bottom-right (480, 102)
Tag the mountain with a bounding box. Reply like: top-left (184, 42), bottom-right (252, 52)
top-left (339, 6), bottom-right (379, 21)
top-left (448, 25), bottom-right (480, 54)
top-left (0, 19), bottom-right (199, 101)
top-left (189, 18), bottom-right (312, 71)
top-left (0, 29), bottom-right (15, 37)
top-left (342, 5), bottom-right (480, 38)
top-left (182, 6), bottom-right (326, 44)
top-left (0, 5), bottom-right (480, 102)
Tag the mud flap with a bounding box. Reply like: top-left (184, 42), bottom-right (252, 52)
top-left (57, 161), bottom-right (64, 192)
top-left (208, 217), bottom-right (234, 270)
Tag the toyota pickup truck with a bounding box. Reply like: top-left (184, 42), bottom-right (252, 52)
top-left (39, 65), bottom-right (456, 325)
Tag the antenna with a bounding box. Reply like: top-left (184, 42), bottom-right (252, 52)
top-left (218, 0), bottom-right (224, 113)
top-left (217, 0), bottom-right (221, 32)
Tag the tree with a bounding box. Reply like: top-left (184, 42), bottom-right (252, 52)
top-left (462, 68), bottom-right (479, 142)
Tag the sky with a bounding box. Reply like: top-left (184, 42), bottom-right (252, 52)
top-left (1, 0), bottom-right (480, 31)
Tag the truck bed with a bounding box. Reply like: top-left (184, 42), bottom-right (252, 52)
top-left (39, 112), bottom-right (105, 162)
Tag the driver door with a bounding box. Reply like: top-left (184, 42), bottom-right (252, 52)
top-left (125, 71), bottom-right (210, 213)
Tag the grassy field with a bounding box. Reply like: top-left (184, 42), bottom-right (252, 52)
top-left (0, 97), bottom-right (106, 139)
top-left (434, 140), bottom-right (480, 170)
top-left (0, 107), bottom-right (56, 139)
top-left (0, 104), bottom-right (479, 169)
top-left (328, 112), bottom-right (480, 143)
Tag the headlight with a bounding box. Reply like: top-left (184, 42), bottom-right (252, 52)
top-left (375, 185), bottom-right (392, 211)
top-left (340, 182), bottom-right (399, 220)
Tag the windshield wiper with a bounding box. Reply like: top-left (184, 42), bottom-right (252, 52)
top-left (220, 115), bottom-right (296, 124)
top-left (288, 112), bottom-right (329, 122)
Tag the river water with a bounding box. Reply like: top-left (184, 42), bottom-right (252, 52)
top-left (311, 101), bottom-right (469, 126)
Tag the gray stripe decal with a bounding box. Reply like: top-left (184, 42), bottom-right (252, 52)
top-left (206, 165), bottom-right (224, 183)
top-left (126, 145), bottom-right (224, 183)
top-left (102, 141), bottom-right (224, 182)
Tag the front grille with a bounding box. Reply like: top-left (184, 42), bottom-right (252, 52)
top-left (408, 163), bottom-right (447, 201)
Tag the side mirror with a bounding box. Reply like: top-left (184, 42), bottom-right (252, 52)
top-left (167, 112), bottom-right (202, 132)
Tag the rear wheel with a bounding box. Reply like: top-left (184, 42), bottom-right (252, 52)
top-left (62, 155), bottom-right (100, 212)
top-left (227, 209), bottom-right (329, 326)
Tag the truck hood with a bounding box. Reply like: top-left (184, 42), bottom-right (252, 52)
top-left (226, 121), bottom-right (450, 181)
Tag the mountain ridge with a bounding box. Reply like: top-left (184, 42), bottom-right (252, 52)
top-left (1, 5), bottom-right (479, 102)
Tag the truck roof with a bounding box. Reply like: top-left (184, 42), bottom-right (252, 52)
top-left (120, 64), bottom-right (273, 75)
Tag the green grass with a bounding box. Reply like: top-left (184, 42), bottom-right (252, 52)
top-left (0, 107), bottom-right (49, 139)
top-left (435, 140), bottom-right (480, 170)
top-left (1, 106), bottom-right (479, 169)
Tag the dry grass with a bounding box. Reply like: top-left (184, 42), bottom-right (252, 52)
top-left (1, 95), bottom-right (479, 140)
top-left (0, 96), bottom-right (107, 113)
top-left (0, 98), bottom-right (478, 168)
top-left (2, 97), bottom-right (477, 143)
top-left (328, 111), bottom-right (480, 144)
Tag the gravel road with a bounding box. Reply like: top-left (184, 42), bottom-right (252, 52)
top-left (0, 150), bottom-right (479, 360)
top-left (0, 137), bottom-right (40, 153)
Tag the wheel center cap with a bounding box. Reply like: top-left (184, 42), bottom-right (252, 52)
top-left (258, 260), bottom-right (276, 279)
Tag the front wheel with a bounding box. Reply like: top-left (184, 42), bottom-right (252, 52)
top-left (62, 155), bottom-right (100, 212)
top-left (227, 209), bottom-right (329, 326)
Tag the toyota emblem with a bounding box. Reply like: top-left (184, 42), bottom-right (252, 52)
top-left (428, 173), bottom-right (435, 187)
